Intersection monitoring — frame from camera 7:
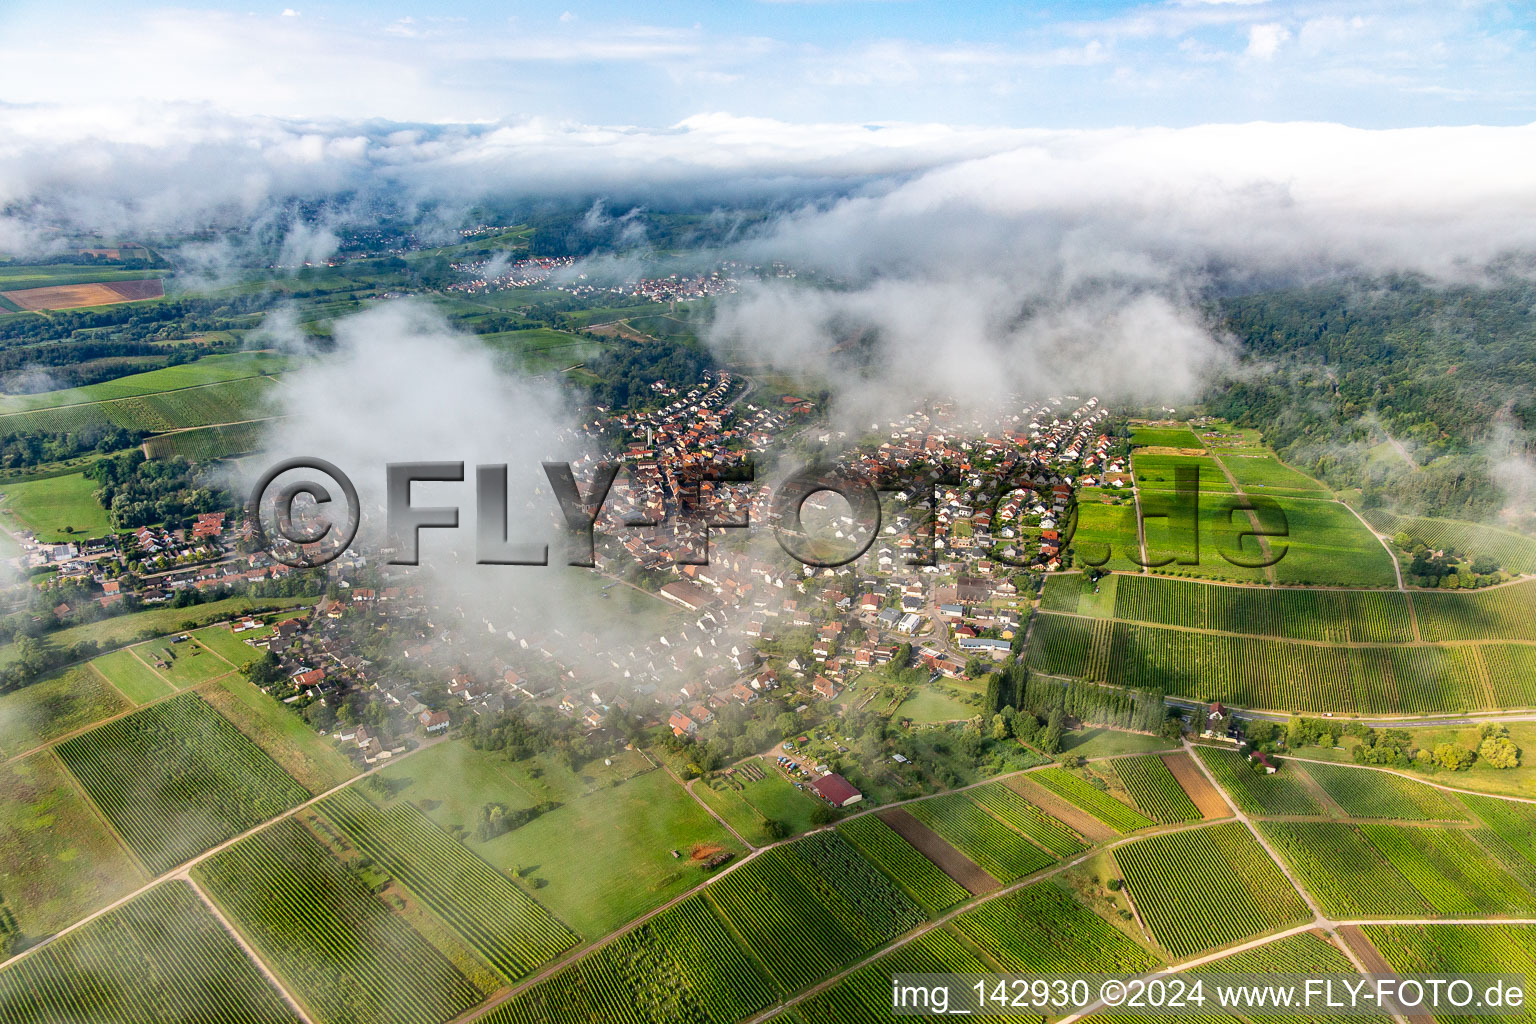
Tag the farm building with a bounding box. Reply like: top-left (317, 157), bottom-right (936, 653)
top-left (807, 773), bottom-right (862, 808)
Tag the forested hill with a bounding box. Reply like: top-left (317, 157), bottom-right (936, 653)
top-left (1206, 276), bottom-right (1536, 519)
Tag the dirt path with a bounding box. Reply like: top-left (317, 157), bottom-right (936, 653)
top-left (1338, 925), bottom-right (1434, 1024)
top-left (877, 807), bottom-right (998, 895)
top-left (1005, 774), bottom-right (1117, 842)
top-left (1161, 751), bottom-right (1229, 819)
top-left (674, 766), bottom-right (757, 850)
top-left (1208, 449), bottom-right (1279, 583)
top-left (187, 875), bottom-right (316, 1024)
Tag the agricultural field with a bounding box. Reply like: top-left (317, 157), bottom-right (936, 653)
top-left (1259, 822), bottom-right (1434, 918)
top-left (1300, 762), bottom-right (1468, 821)
top-left (1414, 579), bottom-right (1536, 642)
top-left (373, 742), bottom-right (742, 938)
top-left (1070, 490), bottom-right (1145, 572)
top-left (143, 420), bottom-right (271, 461)
top-left (0, 353), bottom-right (287, 415)
top-left (1462, 796), bottom-right (1536, 878)
top-left (1358, 823), bottom-right (1536, 916)
top-left (192, 621), bottom-right (275, 666)
top-left (1028, 768), bottom-right (1154, 832)
top-left (965, 780), bottom-right (1087, 855)
top-left (1132, 453), bottom-right (1233, 492)
top-left (88, 647), bottom-right (175, 703)
top-left (904, 792), bottom-right (1058, 881)
top-left (1106, 573), bottom-right (1413, 642)
top-left (0, 278), bottom-right (163, 311)
top-left (0, 881), bottom-right (301, 1024)
top-left (198, 675), bottom-right (358, 793)
top-left (195, 818), bottom-right (482, 1024)
top-left (1217, 454), bottom-right (1331, 497)
top-left (1130, 426), bottom-right (1205, 449)
top-left (836, 814), bottom-right (971, 913)
top-left (55, 693), bottom-right (311, 874)
top-left (1112, 755), bottom-right (1203, 823)
top-left (1186, 932), bottom-right (1393, 1024)
top-left (0, 376), bottom-right (280, 442)
top-left (0, 751), bottom-right (147, 940)
top-left (951, 881), bottom-right (1162, 974)
top-left (1365, 509), bottom-right (1536, 575)
top-left (703, 834), bottom-right (925, 994)
top-left (317, 789), bottom-right (576, 982)
top-left (0, 664), bottom-right (133, 758)
top-left (1362, 923), bottom-right (1536, 1024)
top-left (488, 893), bottom-right (777, 1024)
top-left (1266, 499), bottom-right (1399, 588)
top-left (1140, 495), bottom-right (1273, 584)
top-left (1195, 748), bottom-right (1324, 816)
top-left (1114, 823), bottom-right (1310, 957)
top-left (1024, 613), bottom-right (1097, 678)
top-left (789, 927), bottom-right (1021, 1024)
top-left (133, 635), bottom-right (233, 687)
top-left (0, 472), bottom-right (114, 541)
top-left (1032, 612), bottom-right (1499, 715)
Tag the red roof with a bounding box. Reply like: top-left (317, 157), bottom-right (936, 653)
top-left (808, 773), bottom-right (861, 807)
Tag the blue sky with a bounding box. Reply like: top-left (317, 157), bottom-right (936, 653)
top-left (1, 0), bottom-right (1532, 127)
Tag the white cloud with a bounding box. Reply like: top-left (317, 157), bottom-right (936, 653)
top-left (1246, 21), bottom-right (1291, 59)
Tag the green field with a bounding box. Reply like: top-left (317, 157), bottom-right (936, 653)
top-left (55, 693), bottom-right (311, 874)
top-left (195, 818), bottom-right (481, 1024)
top-left (0, 472), bottom-right (114, 541)
top-left (965, 780), bottom-right (1087, 855)
top-left (1133, 453), bottom-right (1233, 492)
top-left (1358, 823), bottom-right (1535, 916)
top-left (1267, 499), bottom-right (1398, 587)
top-left (695, 759), bottom-right (827, 844)
top-left (1115, 823), bottom-right (1310, 956)
top-left (951, 880), bottom-right (1161, 973)
top-left (134, 635), bottom-right (233, 687)
top-left (1069, 573), bottom-right (1414, 643)
top-left (1130, 426), bottom-right (1204, 449)
top-left (1028, 611), bottom-right (1511, 714)
top-left (1301, 761), bottom-right (1468, 820)
top-left (1362, 923), bottom-right (1536, 1024)
top-left (1195, 748), bottom-right (1324, 816)
top-left (317, 789), bottom-right (576, 982)
top-left (487, 892), bottom-right (777, 1024)
top-left (192, 621), bottom-right (274, 666)
top-left (789, 927), bottom-right (1024, 1024)
top-left (1112, 755), bottom-right (1202, 823)
top-left (88, 647), bottom-right (175, 703)
top-left (1259, 821), bottom-right (1434, 917)
top-left (0, 665), bottom-right (130, 758)
top-left (143, 420), bottom-right (272, 460)
top-left (199, 675), bottom-right (359, 793)
top-left (1028, 768), bottom-right (1154, 832)
top-left (1218, 454), bottom-right (1331, 497)
top-left (1414, 578), bottom-right (1536, 642)
top-left (375, 742), bottom-right (742, 938)
top-left (0, 751), bottom-right (147, 941)
top-left (1069, 491), bottom-right (1145, 572)
top-left (0, 352), bottom-right (288, 415)
top-left (904, 792), bottom-right (1058, 881)
top-left (836, 814), bottom-right (971, 913)
top-left (703, 834), bottom-right (925, 995)
top-left (0, 881), bottom-right (301, 1024)
top-left (0, 376), bottom-right (281, 442)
